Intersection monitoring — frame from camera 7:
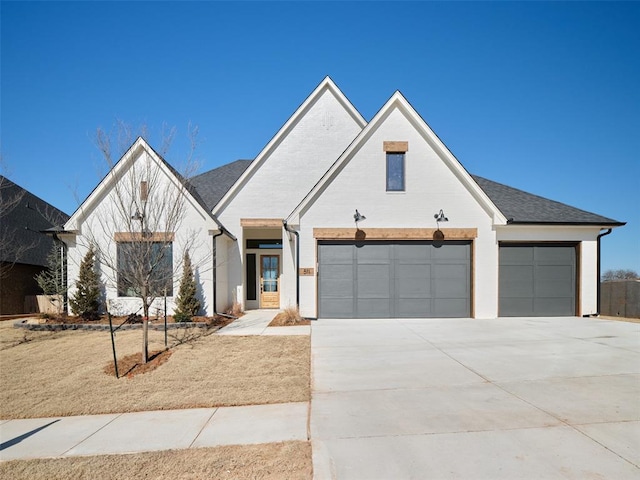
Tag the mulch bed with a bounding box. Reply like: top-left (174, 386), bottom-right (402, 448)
top-left (269, 312), bottom-right (311, 327)
top-left (104, 349), bottom-right (173, 378)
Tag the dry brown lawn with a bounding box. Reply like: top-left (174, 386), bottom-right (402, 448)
top-left (0, 321), bottom-right (310, 419)
top-left (0, 441), bottom-right (312, 480)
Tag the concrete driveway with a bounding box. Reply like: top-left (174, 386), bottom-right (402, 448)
top-left (310, 317), bottom-right (640, 479)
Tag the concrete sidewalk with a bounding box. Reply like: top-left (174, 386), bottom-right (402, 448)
top-left (0, 402), bottom-right (308, 461)
top-left (0, 312), bottom-right (311, 462)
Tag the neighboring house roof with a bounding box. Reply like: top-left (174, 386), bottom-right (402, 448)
top-left (212, 76), bottom-right (367, 215)
top-left (0, 176), bottom-right (69, 266)
top-left (472, 175), bottom-right (624, 226)
top-left (190, 160), bottom-right (253, 211)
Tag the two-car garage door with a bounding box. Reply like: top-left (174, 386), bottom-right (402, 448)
top-left (318, 241), bottom-right (471, 318)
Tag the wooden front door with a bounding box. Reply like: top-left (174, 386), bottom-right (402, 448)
top-left (260, 255), bottom-right (280, 308)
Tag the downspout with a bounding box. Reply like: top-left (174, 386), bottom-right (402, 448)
top-left (595, 228), bottom-right (612, 316)
top-left (283, 220), bottom-right (300, 309)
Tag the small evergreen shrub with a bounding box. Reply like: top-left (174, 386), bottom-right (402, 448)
top-left (69, 247), bottom-right (102, 320)
top-left (174, 252), bottom-right (200, 322)
top-left (173, 312), bottom-right (192, 323)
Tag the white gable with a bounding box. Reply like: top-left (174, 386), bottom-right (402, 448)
top-left (63, 137), bottom-right (220, 315)
top-left (215, 78), bottom-right (366, 225)
top-left (288, 92), bottom-right (506, 226)
top-left (65, 137), bottom-right (217, 233)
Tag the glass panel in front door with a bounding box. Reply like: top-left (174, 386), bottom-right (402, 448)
top-left (262, 256), bottom-right (278, 292)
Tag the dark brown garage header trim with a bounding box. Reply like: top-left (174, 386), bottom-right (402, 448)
top-left (313, 228), bottom-right (477, 240)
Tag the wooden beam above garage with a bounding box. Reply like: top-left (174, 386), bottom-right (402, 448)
top-left (313, 227), bottom-right (478, 240)
top-left (240, 218), bottom-right (283, 228)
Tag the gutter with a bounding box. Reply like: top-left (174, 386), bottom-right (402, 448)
top-left (505, 220), bottom-right (626, 227)
top-left (214, 220), bottom-right (236, 241)
top-left (593, 228), bottom-right (613, 317)
top-left (283, 220), bottom-right (300, 309)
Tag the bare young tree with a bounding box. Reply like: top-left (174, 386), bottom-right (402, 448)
top-left (602, 269), bottom-right (640, 281)
top-left (35, 243), bottom-right (66, 315)
top-left (81, 123), bottom-right (204, 363)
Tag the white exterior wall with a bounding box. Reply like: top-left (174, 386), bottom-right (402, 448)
top-left (214, 235), bottom-right (230, 312)
top-left (282, 225), bottom-right (298, 309)
top-left (296, 106), bottom-right (498, 318)
top-left (496, 225), bottom-right (602, 316)
top-left (65, 148), bottom-right (218, 316)
top-left (217, 87), bottom-right (363, 309)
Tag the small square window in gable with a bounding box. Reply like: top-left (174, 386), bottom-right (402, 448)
top-left (384, 141), bottom-right (408, 192)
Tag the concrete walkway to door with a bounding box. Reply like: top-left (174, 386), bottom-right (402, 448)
top-left (310, 316), bottom-right (640, 479)
top-left (218, 309), bottom-right (310, 336)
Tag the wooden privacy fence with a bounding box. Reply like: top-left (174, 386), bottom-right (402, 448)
top-left (600, 280), bottom-right (640, 318)
top-left (24, 295), bottom-right (63, 314)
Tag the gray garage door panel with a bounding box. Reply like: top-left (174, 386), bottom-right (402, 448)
top-left (499, 244), bottom-right (576, 317)
top-left (317, 246), bottom-right (355, 318)
top-left (318, 241), bottom-right (470, 318)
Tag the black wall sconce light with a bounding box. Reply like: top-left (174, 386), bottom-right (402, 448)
top-left (434, 209), bottom-right (448, 228)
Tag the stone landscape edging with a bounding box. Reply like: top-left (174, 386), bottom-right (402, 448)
top-left (13, 319), bottom-right (210, 332)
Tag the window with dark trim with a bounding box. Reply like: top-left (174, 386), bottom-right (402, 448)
top-left (386, 153), bottom-right (405, 191)
top-left (246, 253), bottom-right (257, 301)
top-left (117, 241), bottom-right (173, 297)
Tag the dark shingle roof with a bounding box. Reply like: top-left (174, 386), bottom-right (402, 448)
top-left (472, 175), bottom-right (624, 226)
top-left (0, 176), bottom-right (70, 266)
top-left (145, 142), bottom-right (218, 218)
top-left (190, 160), bottom-right (253, 211)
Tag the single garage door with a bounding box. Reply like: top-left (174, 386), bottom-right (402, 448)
top-left (318, 241), bottom-right (471, 318)
top-left (499, 244), bottom-right (576, 316)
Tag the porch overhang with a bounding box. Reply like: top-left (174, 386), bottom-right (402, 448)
top-left (240, 218), bottom-right (284, 228)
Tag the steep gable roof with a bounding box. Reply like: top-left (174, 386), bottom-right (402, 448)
top-left (0, 176), bottom-right (69, 266)
top-left (65, 137), bottom-right (222, 233)
top-left (472, 175), bottom-right (625, 226)
top-left (190, 159), bottom-right (252, 211)
top-left (212, 76), bottom-right (367, 215)
top-left (287, 91), bottom-right (507, 224)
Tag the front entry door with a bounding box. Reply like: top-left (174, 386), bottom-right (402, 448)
top-left (260, 255), bottom-right (280, 308)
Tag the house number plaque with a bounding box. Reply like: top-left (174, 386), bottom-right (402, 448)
top-left (299, 268), bottom-right (315, 276)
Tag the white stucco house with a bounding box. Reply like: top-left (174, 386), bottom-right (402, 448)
top-left (61, 77), bottom-right (624, 319)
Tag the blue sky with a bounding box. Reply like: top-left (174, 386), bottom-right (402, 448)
top-left (2, 1), bottom-right (638, 272)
